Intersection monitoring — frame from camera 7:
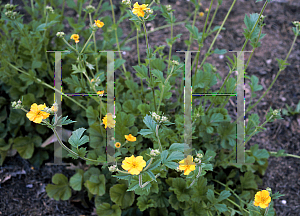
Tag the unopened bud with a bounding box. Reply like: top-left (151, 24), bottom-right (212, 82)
top-left (166, 5), bottom-right (172, 12)
top-left (11, 101), bottom-right (17, 107)
top-left (197, 153), bottom-right (203, 159)
top-left (56, 32), bottom-right (65, 38)
top-left (122, 0), bottom-right (131, 6)
top-left (108, 165), bottom-right (117, 172)
top-left (266, 187), bottom-right (272, 194)
top-left (172, 60), bottom-right (179, 65)
top-left (45, 5), bottom-right (54, 14)
top-left (85, 5), bottom-right (95, 13)
top-left (147, 9), bottom-right (153, 15)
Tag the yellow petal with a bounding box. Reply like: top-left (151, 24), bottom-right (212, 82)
top-left (128, 168), bottom-right (140, 175)
top-left (33, 115), bottom-right (43, 123)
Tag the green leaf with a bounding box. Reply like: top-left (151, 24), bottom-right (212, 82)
top-left (166, 151), bottom-right (184, 162)
top-left (137, 196), bottom-right (156, 211)
top-left (36, 20), bottom-right (59, 31)
top-left (69, 169), bottom-right (84, 191)
top-left (249, 75), bottom-right (263, 92)
top-left (133, 65), bottom-right (148, 79)
top-left (114, 59), bottom-right (126, 70)
top-left (84, 174), bottom-right (106, 196)
top-left (68, 128), bottom-right (89, 148)
top-left (29, 150), bottom-right (49, 168)
top-left (150, 58), bottom-right (166, 71)
top-left (191, 176), bottom-right (208, 202)
top-left (122, 100), bottom-right (137, 113)
top-left (59, 116), bottom-right (76, 126)
top-left (12, 137), bottom-right (34, 159)
top-left (86, 106), bottom-right (98, 125)
top-left (96, 202), bottom-right (122, 216)
top-left (217, 190), bottom-right (231, 202)
top-left (169, 178), bottom-right (191, 202)
top-left (151, 69), bottom-right (165, 83)
top-left (206, 189), bottom-right (216, 204)
top-left (110, 184), bottom-right (135, 209)
top-left (213, 48), bottom-right (227, 55)
top-left (137, 104), bottom-right (151, 116)
top-left (83, 167), bottom-right (101, 182)
top-left (240, 171), bottom-right (258, 190)
top-left (168, 143), bottom-right (189, 153)
top-left (214, 203), bottom-right (228, 213)
top-left (45, 174), bottom-right (71, 201)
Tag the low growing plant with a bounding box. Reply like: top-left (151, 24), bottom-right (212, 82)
top-left (1, 0), bottom-right (300, 215)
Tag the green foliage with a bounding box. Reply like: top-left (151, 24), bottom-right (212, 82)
top-left (45, 173), bottom-right (72, 201)
top-left (1, 0), bottom-right (292, 215)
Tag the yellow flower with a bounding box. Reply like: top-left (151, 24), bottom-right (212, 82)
top-left (125, 134), bottom-right (136, 142)
top-left (102, 113), bottom-right (115, 129)
top-left (70, 34), bottom-right (79, 43)
top-left (254, 190), bottom-right (271, 209)
top-left (178, 155), bottom-right (196, 175)
top-left (70, 34), bottom-right (79, 41)
top-left (132, 2), bottom-right (150, 17)
top-left (199, 12), bottom-right (204, 17)
top-left (26, 103), bottom-right (50, 124)
top-left (121, 155), bottom-right (146, 175)
top-left (94, 20), bottom-right (104, 28)
top-left (97, 90), bottom-right (104, 96)
top-left (115, 142), bottom-right (121, 148)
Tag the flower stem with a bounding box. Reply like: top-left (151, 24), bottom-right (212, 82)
top-left (167, 11), bottom-right (173, 72)
top-left (142, 20), bottom-right (156, 111)
top-left (93, 0), bottom-right (103, 20)
top-left (244, 115), bottom-right (273, 144)
top-left (245, 26), bottom-right (263, 71)
top-left (89, 13), bottom-right (97, 77)
top-left (52, 127), bottom-right (101, 163)
top-left (156, 125), bottom-right (163, 153)
top-left (157, 66), bottom-right (174, 114)
top-left (186, 166), bottom-right (202, 189)
top-left (5, 60), bottom-right (87, 111)
top-left (198, 0), bottom-right (237, 72)
top-left (79, 32), bottom-right (94, 54)
top-left (62, 37), bottom-right (80, 55)
top-left (187, 0), bottom-right (201, 52)
top-left (143, 157), bottom-right (153, 172)
top-left (136, 28), bottom-right (145, 103)
top-left (214, 190), bottom-right (250, 213)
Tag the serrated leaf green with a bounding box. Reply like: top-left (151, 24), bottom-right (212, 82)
top-left (68, 128), bottom-right (89, 148)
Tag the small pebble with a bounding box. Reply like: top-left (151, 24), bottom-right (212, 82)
top-left (266, 59), bottom-right (272, 64)
top-left (26, 184), bottom-right (33, 188)
top-left (281, 200), bottom-right (287, 205)
top-left (219, 55), bottom-right (224, 59)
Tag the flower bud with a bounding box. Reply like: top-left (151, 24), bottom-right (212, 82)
top-left (45, 5), bottom-right (54, 14)
top-left (122, 0), bottom-right (131, 7)
top-left (56, 32), bottom-right (65, 38)
top-left (292, 21), bottom-right (300, 27)
top-left (266, 187), bottom-right (272, 194)
top-left (166, 5), bottom-right (172, 12)
top-left (197, 153), bottom-right (203, 159)
top-left (172, 60), bottom-right (179, 65)
top-left (11, 101), bottom-right (17, 107)
top-left (17, 100), bottom-right (22, 104)
top-left (108, 165), bottom-right (117, 172)
top-left (154, 149), bottom-right (160, 155)
top-left (194, 158), bottom-right (200, 163)
top-left (85, 5), bottom-right (95, 13)
top-left (150, 149), bottom-right (157, 157)
top-left (147, 9), bottom-right (153, 15)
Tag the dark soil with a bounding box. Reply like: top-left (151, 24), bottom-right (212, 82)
top-left (1, 0), bottom-right (300, 215)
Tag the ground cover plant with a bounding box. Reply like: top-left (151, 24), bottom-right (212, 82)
top-left (1, 0), bottom-right (300, 215)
